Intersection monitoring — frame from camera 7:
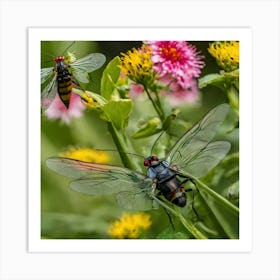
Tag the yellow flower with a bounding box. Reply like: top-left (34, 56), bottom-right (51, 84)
top-left (108, 212), bottom-right (152, 239)
top-left (208, 41), bottom-right (239, 72)
top-left (59, 147), bottom-right (110, 163)
top-left (120, 44), bottom-right (155, 86)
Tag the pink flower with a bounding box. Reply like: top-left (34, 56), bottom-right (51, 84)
top-left (147, 41), bottom-right (204, 87)
top-left (161, 79), bottom-right (199, 106)
top-left (44, 93), bottom-right (86, 124)
top-left (128, 83), bottom-right (145, 99)
top-left (146, 41), bottom-right (204, 105)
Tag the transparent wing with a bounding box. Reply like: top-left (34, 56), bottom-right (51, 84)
top-left (41, 67), bottom-right (54, 84)
top-left (70, 53), bottom-right (106, 83)
top-left (167, 104), bottom-right (230, 178)
top-left (116, 191), bottom-right (159, 211)
top-left (41, 75), bottom-right (57, 110)
top-left (46, 157), bottom-right (155, 210)
top-left (71, 70), bottom-right (90, 83)
top-left (70, 53), bottom-right (106, 73)
top-left (172, 141), bottom-right (231, 178)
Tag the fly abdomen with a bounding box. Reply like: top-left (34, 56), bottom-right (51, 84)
top-left (57, 72), bottom-right (72, 108)
top-left (158, 177), bottom-right (186, 207)
top-left (170, 187), bottom-right (186, 207)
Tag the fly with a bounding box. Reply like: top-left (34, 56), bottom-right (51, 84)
top-left (46, 104), bottom-right (231, 212)
top-left (41, 45), bottom-right (106, 110)
top-left (143, 155), bottom-right (192, 207)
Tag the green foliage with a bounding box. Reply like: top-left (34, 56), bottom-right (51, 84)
top-left (132, 117), bottom-right (161, 138)
top-left (101, 99), bottom-right (133, 132)
top-left (101, 56), bottom-right (121, 100)
top-left (41, 41), bottom-right (239, 240)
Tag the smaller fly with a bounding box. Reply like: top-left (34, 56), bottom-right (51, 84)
top-left (41, 46), bottom-right (106, 110)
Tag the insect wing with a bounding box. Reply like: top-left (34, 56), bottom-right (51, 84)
top-left (46, 157), bottom-right (155, 210)
top-left (41, 67), bottom-right (54, 84)
top-left (41, 75), bottom-right (57, 110)
top-left (167, 104), bottom-right (231, 178)
top-left (116, 187), bottom-right (159, 211)
top-left (177, 141), bottom-right (231, 178)
top-left (70, 53), bottom-right (106, 83)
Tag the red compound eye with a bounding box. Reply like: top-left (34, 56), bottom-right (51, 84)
top-left (144, 159), bottom-right (149, 166)
top-left (54, 56), bottom-right (65, 62)
top-left (152, 156), bottom-right (158, 161)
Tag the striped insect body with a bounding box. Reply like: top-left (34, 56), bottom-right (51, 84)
top-left (41, 49), bottom-right (106, 110)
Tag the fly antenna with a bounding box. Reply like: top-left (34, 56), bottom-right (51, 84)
top-left (150, 131), bottom-right (166, 155)
top-left (94, 148), bottom-right (144, 160)
top-left (62, 41), bottom-right (76, 55)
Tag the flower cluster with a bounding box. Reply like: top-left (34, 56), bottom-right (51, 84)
top-left (108, 212), bottom-right (152, 239)
top-left (208, 41), bottom-right (239, 72)
top-left (120, 45), bottom-right (155, 87)
top-left (121, 41), bottom-right (205, 106)
top-left (147, 41), bottom-right (204, 88)
top-left (148, 41), bottom-right (204, 104)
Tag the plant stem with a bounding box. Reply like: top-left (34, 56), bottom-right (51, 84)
top-left (154, 91), bottom-right (165, 119)
top-left (153, 196), bottom-right (208, 239)
top-left (176, 210), bottom-right (208, 240)
top-left (107, 122), bottom-right (140, 171)
top-left (194, 177), bottom-right (239, 215)
top-left (227, 85), bottom-right (239, 117)
top-left (144, 86), bottom-right (165, 121)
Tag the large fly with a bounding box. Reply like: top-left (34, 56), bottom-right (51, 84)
top-left (46, 104), bottom-right (231, 213)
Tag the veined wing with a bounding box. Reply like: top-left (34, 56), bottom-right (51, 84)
top-left (166, 104), bottom-right (230, 178)
top-left (41, 67), bottom-right (54, 84)
top-left (41, 75), bottom-right (57, 109)
top-left (70, 53), bottom-right (106, 73)
top-left (46, 157), bottom-right (155, 210)
top-left (173, 141), bottom-right (231, 178)
top-left (116, 190), bottom-right (159, 211)
top-left (70, 53), bottom-right (106, 83)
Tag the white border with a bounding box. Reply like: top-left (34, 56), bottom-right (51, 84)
top-left (1, 1), bottom-right (279, 279)
top-left (28, 27), bottom-right (252, 253)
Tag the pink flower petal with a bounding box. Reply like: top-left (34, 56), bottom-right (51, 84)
top-left (44, 93), bottom-right (86, 124)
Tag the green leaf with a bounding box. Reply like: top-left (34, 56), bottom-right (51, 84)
top-left (102, 99), bottom-right (133, 131)
top-left (198, 74), bottom-right (225, 89)
top-left (196, 179), bottom-right (239, 239)
top-left (101, 56), bottom-right (121, 100)
top-left (199, 70), bottom-right (239, 92)
top-left (131, 117), bottom-right (161, 139)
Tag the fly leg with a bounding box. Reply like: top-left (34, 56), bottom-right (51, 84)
top-left (151, 180), bottom-right (157, 196)
top-left (177, 175), bottom-right (200, 220)
top-left (155, 195), bottom-right (176, 230)
top-left (185, 188), bottom-right (200, 220)
top-left (151, 180), bottom-right (176, 230)
top-left (71, 77), bottom-right (84, 91)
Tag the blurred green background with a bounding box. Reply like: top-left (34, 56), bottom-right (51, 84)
top-left (41, 41), bottom-right (239, 239)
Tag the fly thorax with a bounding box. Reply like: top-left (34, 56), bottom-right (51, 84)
top-left (152, 162), bottom-right (171, 180)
